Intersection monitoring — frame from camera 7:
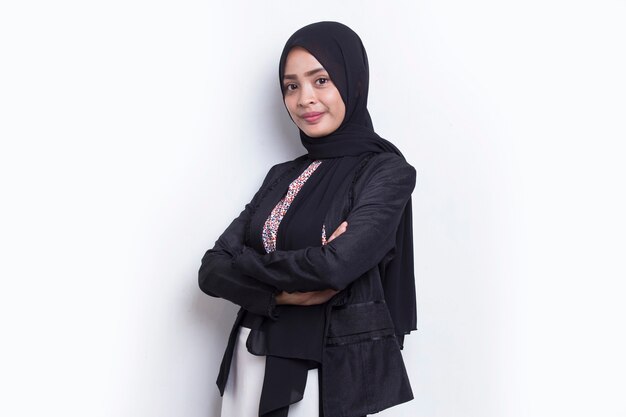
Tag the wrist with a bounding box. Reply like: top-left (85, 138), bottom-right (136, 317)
top-left (275, 290), bottom-right (286, 305)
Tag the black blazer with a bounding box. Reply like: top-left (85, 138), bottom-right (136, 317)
top-left (199, 151), bottom-right (416, 417)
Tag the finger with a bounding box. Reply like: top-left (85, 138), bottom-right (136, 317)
top-left (321, 289), bottom-right (339, 303)
top-left (335, 221), bottom-right (347, 229)
top-left (328, 222), bottom-right (348, 242)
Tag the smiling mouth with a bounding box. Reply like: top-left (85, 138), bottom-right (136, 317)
top-left (301, 112), bottom-right (324, 123)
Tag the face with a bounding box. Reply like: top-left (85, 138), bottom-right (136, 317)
top-left (282, 47), bottom-right (346, 138)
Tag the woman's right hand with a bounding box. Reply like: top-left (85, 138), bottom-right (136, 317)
top-left (275, 221), bottom-right (348, 306)
top-left (276, 288), bottom-right (339, 305)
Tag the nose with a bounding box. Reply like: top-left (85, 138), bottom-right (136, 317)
top-left (297, 83), bottom-right (316, 107)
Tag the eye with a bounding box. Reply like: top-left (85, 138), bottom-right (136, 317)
top-left (283, 83), bottom-right (297, 92)
top-left (316, 77), bottom-right (330, 86)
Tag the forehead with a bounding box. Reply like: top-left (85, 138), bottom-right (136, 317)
top-left (283, 46), bottom-right (326, 77)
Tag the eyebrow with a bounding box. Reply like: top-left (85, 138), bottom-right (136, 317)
top-left (283, 67), bottom-right (326, 80)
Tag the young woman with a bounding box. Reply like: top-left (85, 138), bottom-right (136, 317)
top-left (199, 21), bottom-right (417, 417)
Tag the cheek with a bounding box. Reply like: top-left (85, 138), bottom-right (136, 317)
top-left (330, 96), bottom-right (346, 120)
top-left (336, 100), bottom-right (346, 119)
top-left (326, 91), bottom-right (345, 116)
top-left (284, 97), bottom-right (297, 116)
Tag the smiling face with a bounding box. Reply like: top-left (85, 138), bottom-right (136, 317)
top-left (282, 47), bottom-right (346, 138)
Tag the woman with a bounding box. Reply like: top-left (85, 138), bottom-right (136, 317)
top-left (199, 21), bottom-right (417, 417)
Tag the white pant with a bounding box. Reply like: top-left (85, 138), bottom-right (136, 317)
top-left (220, 326), bottom-right (320, 417)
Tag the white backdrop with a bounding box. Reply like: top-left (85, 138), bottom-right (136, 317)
top-left (1, 1), bottom-right (625, 416)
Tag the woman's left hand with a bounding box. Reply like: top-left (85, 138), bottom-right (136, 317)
top-left (327, 221), bottom-right (348, 244)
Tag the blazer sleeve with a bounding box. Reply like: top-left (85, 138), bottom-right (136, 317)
top-left (198, 164), bottom-right (281, 319)
top-left (231, 154), bottom-right (417, 292)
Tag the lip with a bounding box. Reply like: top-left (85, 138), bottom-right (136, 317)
top-left (301, 112), bottom-right (324, 123)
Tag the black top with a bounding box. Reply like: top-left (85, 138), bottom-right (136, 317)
top-left (240, 155), bottom-right (362, 417)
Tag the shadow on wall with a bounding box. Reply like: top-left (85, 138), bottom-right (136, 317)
top-left (190, 290), bottom-right (240, 416)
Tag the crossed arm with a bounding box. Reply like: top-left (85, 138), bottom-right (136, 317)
top-left (197, 164), bottom-right (343, 317)
top-left (274, 221), bottom-right (348, 305)
top-left (198, 154), bottom-right (416, 317)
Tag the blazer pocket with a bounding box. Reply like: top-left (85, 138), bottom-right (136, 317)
top-left (326, 300), bottom-right (395, 346)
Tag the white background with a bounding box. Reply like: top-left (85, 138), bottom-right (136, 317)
top-left (1, 1), bottom-right (625, 416)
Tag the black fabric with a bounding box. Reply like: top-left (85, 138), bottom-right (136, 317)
top-left (260, 355), bottom-right (311, 416)
top-left (277, 157), bottom-right (361, 248)
top-left (278, 21), bottom-right (417, 345)
top-left (242, 156), bottom-right (364, 417)
top-left (255, 157), bottom-right (361, 365)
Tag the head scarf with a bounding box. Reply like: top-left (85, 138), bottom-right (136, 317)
top-left (278, 21), bottom-right (417, 344)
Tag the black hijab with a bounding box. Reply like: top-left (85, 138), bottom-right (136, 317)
top-left (278, 21), bottom-right (417, 344)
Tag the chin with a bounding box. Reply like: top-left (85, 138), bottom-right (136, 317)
top-left (301, 127), bottom-right (332, 138)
